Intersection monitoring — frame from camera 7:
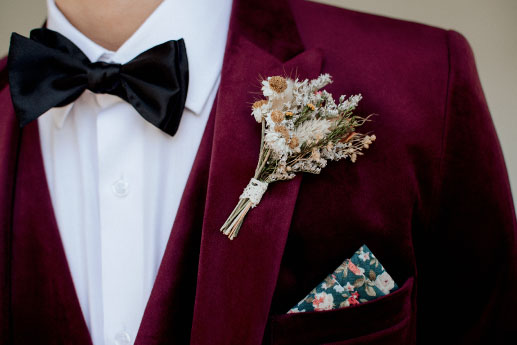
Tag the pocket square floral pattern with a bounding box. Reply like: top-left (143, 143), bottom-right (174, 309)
top-left (287, 245), bottom-right (398, 313)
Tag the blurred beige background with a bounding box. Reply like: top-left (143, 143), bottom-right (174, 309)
top-left (1, 0), bottom-right (516, 209)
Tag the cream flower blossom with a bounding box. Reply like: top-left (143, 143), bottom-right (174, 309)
top-left (251, 99), bottom-right (270, 123)
top-left (264, 132), bottom-right (288, 158)
top-left (333, 284), bottom-right (345, 293)
top-left (358, 248), bottom-right (370, 261)
top-left (344, 282), bottom-right (355, 292)
top-left (312, 291), bottom-right (334, 311)
top-left (374, 272), bottom-right (396, 294)
top-left (293, 119), bottom-right (332, 145)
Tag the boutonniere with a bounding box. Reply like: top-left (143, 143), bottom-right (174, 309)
top-left (220, 74), bottom-right (376, 240)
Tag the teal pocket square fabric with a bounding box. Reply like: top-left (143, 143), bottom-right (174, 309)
top-left (287, 244), bottom-right (398, 313)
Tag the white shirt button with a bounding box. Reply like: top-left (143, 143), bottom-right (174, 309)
top-left (112, 178), bottom-right (129, 197)
top-left (114, 331), bottom-right (131, 345)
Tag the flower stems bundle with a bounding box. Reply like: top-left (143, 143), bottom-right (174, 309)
top-left (220, 74), bottom-right (376, 240)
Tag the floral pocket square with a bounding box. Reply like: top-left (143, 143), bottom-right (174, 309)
top-left (287, 244), bottom-right (398, 313)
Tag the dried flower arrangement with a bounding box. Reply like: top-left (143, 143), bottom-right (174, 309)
top-left (220, 74), bottom-right (376, 240)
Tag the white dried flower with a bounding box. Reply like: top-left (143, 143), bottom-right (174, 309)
top-left (270, 79), bottom-right (295, 109)
top-left (339, 94), bottom-right (362, 112)
top-left (264, 132), bottom-right (288, 158)
top-left (251, 100), bottom-right (270, 123)
top-left (309, 73), bottom-right (332, 91)
top-left (262, 76), bottom-right (295, 106)
top-left (362, 134), bottom-right (377, 149)
top-left (294, 119), bottom-right (332, 145)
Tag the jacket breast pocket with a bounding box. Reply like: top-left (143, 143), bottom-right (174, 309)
top-left (266, 276), bottom-right (415, 345)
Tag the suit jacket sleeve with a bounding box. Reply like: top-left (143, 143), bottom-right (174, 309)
top-left (415, 30), bottom-right (517, 344)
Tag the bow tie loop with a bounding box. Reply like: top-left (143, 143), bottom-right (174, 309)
top-left (86, 61), bottom-right (122, 94)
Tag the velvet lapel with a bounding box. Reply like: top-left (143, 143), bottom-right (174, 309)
top-left (190, 1), bottom-right (323, 344)
top-left (1, 78), bottom-right (90, 344)
top-left (0, 75), bottom-right (91, 344)
top-left (11, 120), bottom-right (92, 345)
top-left (134, 96), bottom-right (217, 345)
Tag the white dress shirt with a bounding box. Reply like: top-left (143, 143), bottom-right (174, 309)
top-left (39, 1), bottom-right (231, 344)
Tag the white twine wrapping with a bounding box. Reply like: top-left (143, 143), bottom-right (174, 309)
top-left (239, 178), bottom-right (269, 207)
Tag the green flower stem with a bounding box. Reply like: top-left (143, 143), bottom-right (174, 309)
top-left (254, 149), bottom-right (271, 180)
top-left (220, 199), bottom-right (247, 236)
top-left (254, 120), bottom-right (266, 177)
top-left (221, 120), bottom-right (271, 239)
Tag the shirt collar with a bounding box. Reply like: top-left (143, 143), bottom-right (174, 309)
top-left (46, 0), bottom-right (232, 128)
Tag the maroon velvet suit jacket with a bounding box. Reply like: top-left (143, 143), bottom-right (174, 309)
top-left (1, 0), bottom-right (516, 344)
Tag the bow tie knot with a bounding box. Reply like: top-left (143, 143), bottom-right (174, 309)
top-left (86, 61), bottom-right (122, 94)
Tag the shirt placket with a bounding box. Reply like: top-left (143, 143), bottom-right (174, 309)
top-left (96, 92), bottom-right (145, 345)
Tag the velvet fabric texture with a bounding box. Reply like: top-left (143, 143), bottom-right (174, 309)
top-left (1, 0), bottom-right (516, 344)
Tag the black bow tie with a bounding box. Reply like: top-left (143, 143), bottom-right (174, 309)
top-left (7, 28), bottom-right (189, 136)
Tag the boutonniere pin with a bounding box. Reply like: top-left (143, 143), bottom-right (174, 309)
top-left (220, 74), bottom-right (376, 240)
